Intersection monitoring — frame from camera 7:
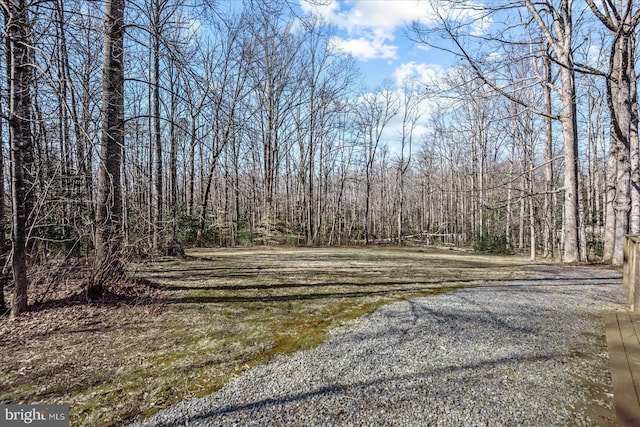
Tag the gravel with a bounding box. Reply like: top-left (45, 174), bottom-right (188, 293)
top-left (131, 264), bottom-right (626, 427)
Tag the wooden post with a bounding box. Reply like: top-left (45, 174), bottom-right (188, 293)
top-left (624, 236), bottom-right (632, 305)
top-left (635, 238), bottom-right (640, 313)
top-left (623, 235), bottom-right (640, 312)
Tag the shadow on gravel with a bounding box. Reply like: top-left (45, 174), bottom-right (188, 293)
top-left (145, 275), bottom-right (621, 294)
top-left (149, 352), bottom-right (566, 427)
top-left (151, 277), bottom-right (622, 305)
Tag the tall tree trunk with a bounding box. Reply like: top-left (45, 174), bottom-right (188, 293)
top-left (92, 0), bottom-right (125, 295)
top-left (526, 129), bottom-right (536, 261)
top-left (543, 49), bottom-right (554, 258)
top-left (612, 131), bottom-right (630, 266)
top-left (603, 141), bottom-right (617, 262)
top-left (187, 119), bottom-right (196, 216)
top-left (365, 145), bottom-right (372, 245)
top-left (263, 101), bottom-right (277, 238)
top-left (5, 0), bottom-right (33, 317)
top-left (397, 167), bottom-right (404, 246)
top-left (506, 141), bottom-right (514, 251)
top-left (54, 0), bottom-right (74, 252)
top-left (524, 0), bottom-right (580, 263)
top-left (169, 67), bottom-right (178, 240)
top-left (578, 170), bottom-right (588, 261)
top-left (0, 77), bottom-right (5, 313)
top-left (585, 0), bottom-right (640, 264)
top-left (630, 41), bottom-right (640, 234)
top-left (152, 1), bottom-right (163, 252)
top-left (610, 35), bottom-right (633, 265)
top-left (559, 56), bottom-right (581, 263)
top-left (79, 47), bottom-right (95, 232)
top-left (519, 180), bottom-right (525, 250)
top-left (196, 165), bottom-right (217, 247)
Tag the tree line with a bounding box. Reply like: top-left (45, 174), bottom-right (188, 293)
top-left (1, 0), bottom-right (637, 316)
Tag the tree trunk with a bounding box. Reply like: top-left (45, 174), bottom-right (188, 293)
top-left (543, 49), bottom-right (554, 258)
top-left (559, 57), bottom-right (581, 263)
top-left (169, 68), bottom-right (178, 240)
top-left (152, 1), bottom-right (163, 252)
top-left (398, 168), bottom-right (404, 246)
top-left (527, 131), bottom-right (536, 261)
top-left (5, 0), bottom-right (34, 317)
top-left (0, 40), bottom-right (6, 313)
top-left (187, 119), bottom-right (197, 216)
top-left (196, 165), bottom-right (217, 247)
top-left (585, 0), bottom-right (640, 264)
top-left (630, 39), bottom-right (640, 234)
top-left (612, 131), bottom-right (630, 266)
top-left (603, 143), bottom-right (617, 263)
top-left (529, 189), bottom-right (536, 261)
top-left (506, 141), bottom-right (514, 251)
top-left (609, 35), bottom-right (633, 265)
top-left (92, 0), bottom-right (125, 296)
top-left (524, 0), bottom-right (580, 263)
top-left (519, 183), bottom-right (525, 250)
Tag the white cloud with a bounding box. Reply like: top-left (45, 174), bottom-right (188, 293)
top-left (485, 51), bottom-right (502, 63)
top-left (300, 0), bottom-right (437, 61)
top-left (393, 62), bottom-right (443, 86)
top-left (299, 0), bottom-right (342, 24)
top-left (185, 16), bottom-right (202, 40)
top-left (329, 35), bottom-right (398, 60)
top-left (299, 0), bottom-right (489, 61)
top-left (338, 1), bottom-right (434, 32)
top-left (470, 15), bottom-right (492, 36)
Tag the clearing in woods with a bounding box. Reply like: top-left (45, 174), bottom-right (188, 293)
top-left (1, 247), bottom-right (549, 426)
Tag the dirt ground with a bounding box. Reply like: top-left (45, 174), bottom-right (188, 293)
top-left (0, 246), bottom-right (551, 426)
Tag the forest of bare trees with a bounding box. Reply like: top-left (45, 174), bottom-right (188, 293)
top-left (1, 0), bottom-right (638, 316)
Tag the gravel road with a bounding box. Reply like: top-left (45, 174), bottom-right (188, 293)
top-left (132, 264), bottom-right (626, 427)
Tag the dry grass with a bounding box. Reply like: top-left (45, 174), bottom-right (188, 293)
top-left (0, 246), bottom-right (542, 426)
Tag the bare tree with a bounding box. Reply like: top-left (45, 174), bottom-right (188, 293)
top-left (0, 0), bottom-right (619, 271)
top-left (2, 0), bottom-right (33, 316)
top-left (541, 46), bottom-right (557, 259)
top-left (91, 0), bottom-right (125, 296)
top-left (396, 82), bottom-right (422, 245)
top-left (196, 18), bottom-right (249, 247)
top-left (584, 0), bottom-right (640, 265)
top-left (0, 89), bottom-right (5, 313)
top-left (355, 87), bottom-right (399, 244)
top-left (414, 0), bottom-right (582, 262)
top-left (144, 0), bottom-right (185, 252)
top-left (519, 0), bottom-right (580, 262)
top-left (245, 2), bottom-right (303, 238)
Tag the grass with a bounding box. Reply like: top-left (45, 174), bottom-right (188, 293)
top-left (0, 246), bottom-right (543, 426)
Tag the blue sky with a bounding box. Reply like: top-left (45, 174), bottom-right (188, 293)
top-left (295, 0), bottom-right (482, 88)
top-left (215, 0), bottom-right (490, 152)
top-left (292, 0), bottom-right (489, 151)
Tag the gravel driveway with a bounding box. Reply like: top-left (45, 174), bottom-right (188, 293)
top-left (132, 264), bottom-right (626, 427)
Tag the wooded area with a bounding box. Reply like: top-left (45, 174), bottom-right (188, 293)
top-left (1, 0), bottom-right (638, 316)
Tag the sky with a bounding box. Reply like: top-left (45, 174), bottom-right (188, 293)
top-left (217, 0), bottom-right (489, 152)
top-left (291, 0), bottom-right (481, 151)
top-left (295, 0), bottom-right (477, 89)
